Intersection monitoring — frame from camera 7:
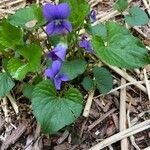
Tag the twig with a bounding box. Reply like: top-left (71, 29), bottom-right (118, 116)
top-left (89, 120), bottom-right (150, 150)
top-left (7, 93), bottom-right (19, 114)
top-left (83, 89), bottom-right (95, 117)
top-left (88, 108), bottom-right (116, 131)
top-left (143, 68), bottom-right (150, 101)
top-left (120, 77), bottom-right (128, 150)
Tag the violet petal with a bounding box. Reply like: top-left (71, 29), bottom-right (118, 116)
top-left (59, 74), bottom-right (69, 81)
top-left (44, 60), bottom-right (62, 79)
top-left (53, 45), bottom-right (67, 61)
top-left (54, 77), bottom-right (62, 90)
top-left (43, 3), bottom-right (55, 22)
top-left (43, 3), bottom-right (70, 22)
top-left (62, 20), bottom-right (72, 33)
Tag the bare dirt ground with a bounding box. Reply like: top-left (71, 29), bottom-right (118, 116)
top-left (0, 0), bottom-right (150, 150)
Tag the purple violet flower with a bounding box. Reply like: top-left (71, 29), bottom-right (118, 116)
top-left (79, 35), bottom-right (94, 53)
top-left (48, 44), bottom-right (67, 62)
top-left (89, 10), bottom-right (96, 23)
top-left (44, 60), bottom-right (69, 90)
top-left (43, 3), bottom-right (72, 36)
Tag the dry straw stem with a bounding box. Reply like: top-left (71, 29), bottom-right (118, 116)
top-left (0, 0), bottom-right (25, 9)
top-left (83, 89), bottom-right (95, 117)
top-left (105, 64), bottom-right (147, 94)
top-left (120, 77), bottom-right (128, 150)
top-left (143, 68), bottom-right (150, 101)
top-left (88, 0), bottom-right (103, 8)
top-left (127, 108), bottom-right (140, 150)
top-left (141, 0), bottom-right (150, 16)
top-left (143, 146), bottom-right (150, 150)
top-left (131, 110), bottom-right (150, 125)
top-left (93, 10), bottom-right (119, 25)
top-left (133, 27), bottom-right (148, 38)
top-left (0, 8), bottom-right (15, 14)
top-left (89, 120), bottom-right (150, 150)
top-left (0, 0), bottom-right (25, 18)
top-left (7, 93), bottom-right (19, 114)
top-left (108, 145), bottom-right (114, 150)
top-left (108, 80), bottom-right (148, 94)
top-left (1, 97), bottom-right (10, 123)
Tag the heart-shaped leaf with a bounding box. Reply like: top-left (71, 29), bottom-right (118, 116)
top-left (92, 22), bottom-right (150, 68)
top-left (125, 7), bottom-right (149, 26)
top-left (32, 80), bottom-right (83, 134)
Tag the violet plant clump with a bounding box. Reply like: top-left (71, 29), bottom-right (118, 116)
top-left (0, 0), bottom-right (150, 134)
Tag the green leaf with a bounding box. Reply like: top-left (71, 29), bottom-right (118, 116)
top-left (93, 67), bottom-right (113, 94)
top-left (60, 0), bottom-right (90, 28)
top-left (113, 0), bottom-right (128, 12)
top-left (23, 83), bottom-right (35, 99)
top-left (82, 76), bottom-right (94, 91)
top-left (0, 21), bottom-right (23, 48)
top-left (61, 59), bottom-right (87, 80)
top-left (86, 24), bottom-right (107, 38)
top-left (0, 44), bottom-right (6, 52)
top-left (125, 7), bottom-right (149, 26)
top-left (7, 44), bottom-right (42, 80)
top-left (7, 58), bottom-right (23, 76)
top-left (32, 80), bottom-right (83, 134)
top-left (92, 22), bottom-right (150, 68)
top-left (8, 4), bottom-right (46, 29)
top-left (0, 72), bottom-right (15, 98)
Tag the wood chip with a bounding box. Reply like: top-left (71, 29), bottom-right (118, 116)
top-left (0, 116), bottom-right (5, 133)
top-left (54, 143), bottom-right (71, 150)
top-left (112, 114), bottom-right (119, 130)
top-left (1, 124), bottom-right (27, 150)
top-left (57, 130), bottom-right (69, 144)
top-left (88, 108), bottom-right (116, 131)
